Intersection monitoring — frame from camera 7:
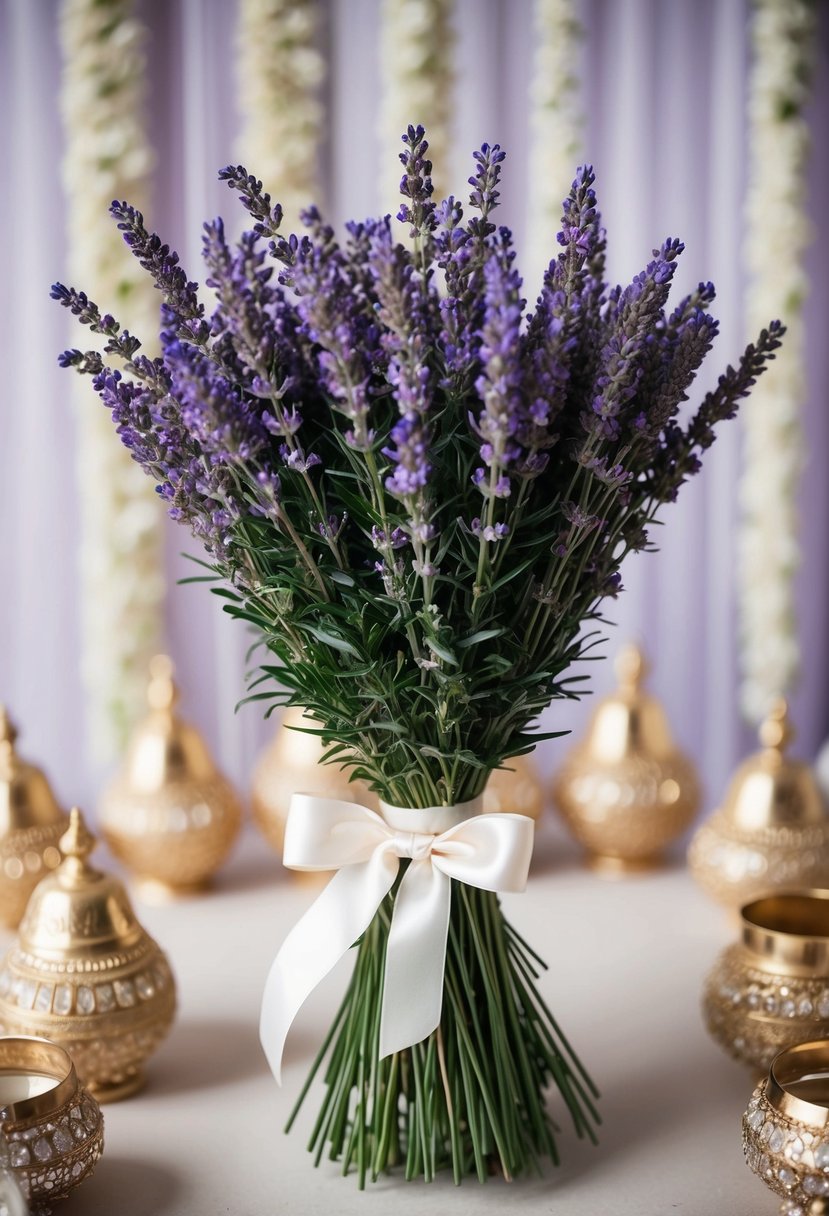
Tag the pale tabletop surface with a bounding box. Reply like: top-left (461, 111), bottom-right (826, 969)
top-left (17, 816), bottom-right (774, 1216)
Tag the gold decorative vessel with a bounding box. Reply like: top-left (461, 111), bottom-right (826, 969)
top-left (0, 709), bottom-right (68, 929)
top-left (551, 644), bottom-right (700, 871)
top-left (0, 811), bottom-right (176, 1102)
top-left (99, 655), bottom-right (242, 895)
top-left (483, 755), bottom-right (544, 820)
top-left (743, 1039), bottom-right (829, 1214)
top-left (0, 1036), bottom-right (103, 1209)
top-left (704, 891), bottom-right (829, 1071)
top-left (689, 701), bottom-right (829, 910)
top-left (252, 706), bottom-right (377, 859)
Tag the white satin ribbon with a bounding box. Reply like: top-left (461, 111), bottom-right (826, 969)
top-left (260, 792), bottom-right (535, 1083)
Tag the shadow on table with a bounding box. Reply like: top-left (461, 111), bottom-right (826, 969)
top-left (61, 1156), bottom-right (183, 1216)
top-left (147, 1016), bottom-right (265, 1097)
top-left (543, 1033), bottom-right (750, 1196)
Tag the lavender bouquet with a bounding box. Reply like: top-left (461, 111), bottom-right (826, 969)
top-left (54, 127), bottom-right (782, 1185)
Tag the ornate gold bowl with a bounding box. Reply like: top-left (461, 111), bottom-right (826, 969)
top-left (705, 891), bottom-right (829, 1072)
top-left (0, 1035), bottom-right (103, 1209)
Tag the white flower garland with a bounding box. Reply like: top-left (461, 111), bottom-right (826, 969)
top-left (738, 0), bottom-right (816, 726)
top-left (236, 0), bottom-right (325, 229)
top-left (525, 0), bottom-right (584, 298)
top-left (59, 0), bottom-right (165, 763)
top-left (377, 0), bottom-right (455, 213)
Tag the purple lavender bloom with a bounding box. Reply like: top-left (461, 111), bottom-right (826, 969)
top-left (367, 218), bottom-right (437, 542)
top-left (396, 125), bottom-right (437, 240)
top-left (471, 233), bottom-right (525, 494)
top-left (273, 212), bottom-right (381, 451)
top-left (110, 201), bottom-right (209, 345)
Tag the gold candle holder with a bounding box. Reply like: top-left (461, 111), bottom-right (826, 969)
top-left (0, 1036), bottom-right (103, 1209)
top-left (99, 656), bottom-right (242, 897)
top-left (252, 706), bottom-right (377, 862)
top-left (705, 892), bottom-right (829, 1072)
top-left (0, 709), bottom-right (68, 929)
top-left (689, 701), bottom-right (829, 911)
top-left (743, 1039), bottom-right (829, 1214)
top-left (0, 811), bottom-right (176, 1103)
top-left (551, 644), bottom-right (700, 871)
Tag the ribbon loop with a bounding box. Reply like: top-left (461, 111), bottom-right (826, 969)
top-left (260, 793), bottom-right (535, 1084)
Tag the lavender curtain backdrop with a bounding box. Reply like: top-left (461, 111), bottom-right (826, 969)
top-left (1, 0), bottom-right (827, 818)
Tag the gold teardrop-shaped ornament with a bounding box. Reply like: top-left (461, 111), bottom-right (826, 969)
top-left (689, 699), bottom-right (829, 909)
top-left (552, 644), bottom-right (701, 872)
top-left (99, 656), bottom-right (243, 897)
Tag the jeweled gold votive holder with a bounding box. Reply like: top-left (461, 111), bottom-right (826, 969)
top-left (743, 1040), bottom-right (829, 1213)
top-left (0, 810), bottom-right (176, 1103)
top-left (705, 892), bottom-right (829, 1072)
top-left (0, 1036), bottom-right (103, 1209)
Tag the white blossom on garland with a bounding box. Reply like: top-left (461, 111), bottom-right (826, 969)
top-left (59, 0), bottom-right (165, 763)
top-left (236, 0), bottom-right (325, 229)
top-left (738, 0), bottom-right (817, 726)
top-left (377, 0), bottom-right (455, 212)
top-left (525, 0), bottom-right (584, 297)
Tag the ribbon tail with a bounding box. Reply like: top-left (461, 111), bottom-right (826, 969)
top-left (379, 861), bottom-right (452, 1059)
top-left (260, 857), bottom-right (396, 1084)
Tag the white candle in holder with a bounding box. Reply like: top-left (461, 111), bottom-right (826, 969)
top-left (0, 1072), bottom-right (55, 1105)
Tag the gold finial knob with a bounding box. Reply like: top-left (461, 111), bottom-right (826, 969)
top-left (59, 807), bottom-right (96, 863)
top-left (0, 705), bottom-right (18, 750)
top-left (615, 643), bottom-right (647, 692)
top-left (147, 655), bottom-right (179, 712)
top-left (758, 698), bottom-right (793, 753)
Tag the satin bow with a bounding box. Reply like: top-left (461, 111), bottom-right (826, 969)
top-left (260, 793), bottom-right (535, 1083)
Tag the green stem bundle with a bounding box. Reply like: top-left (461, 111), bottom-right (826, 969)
top-left (286, 882), bottom-right (600, 1186)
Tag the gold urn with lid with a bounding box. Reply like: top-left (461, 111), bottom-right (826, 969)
top-left (0, 809), bottom-right (176, 1102)
top-left (99, 656), bottom-right (242, 895)
top-left (689, 699), bottom-right (829, 909)
top-left (484, 755), bottom-right (544, 820)
top-left (252, 705), bottom-right (377, 858)
top-left (0, 708), bottom-right (69, 928)
top-left (551, 644), bottom-right (701, 871)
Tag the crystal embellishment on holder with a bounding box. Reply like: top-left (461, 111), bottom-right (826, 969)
top-left (0, 1036), bottom-right (103, 1207)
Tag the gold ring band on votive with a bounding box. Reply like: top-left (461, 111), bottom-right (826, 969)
top-left (742, 892), bottom-right (829, 974)
top-left (0, 1035), bottom-right (77, 1121)
top-left (767, 1040), bottom-right (829, 1129)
